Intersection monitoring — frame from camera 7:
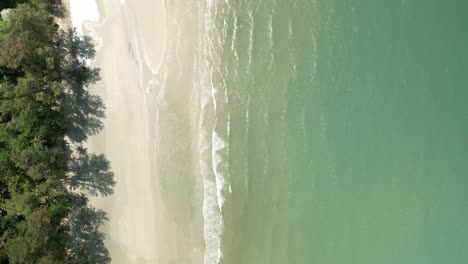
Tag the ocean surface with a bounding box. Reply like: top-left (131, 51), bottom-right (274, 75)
top-left (147, 0), bottom-right (468, 263)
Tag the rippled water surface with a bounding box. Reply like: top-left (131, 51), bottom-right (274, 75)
top-left (151, 0), bottom-right (468, 263)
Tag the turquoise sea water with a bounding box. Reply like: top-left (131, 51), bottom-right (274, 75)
top-left (155, 0), bottom-right (468, 263)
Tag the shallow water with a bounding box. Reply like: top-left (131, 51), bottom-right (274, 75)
top-left (149, 0), bottom-right (468, 263)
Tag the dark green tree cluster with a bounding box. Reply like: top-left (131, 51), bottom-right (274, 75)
top-left (0, 3), bottom-right (113, 263)
top-left (0, 0), bottom-right (48, 12)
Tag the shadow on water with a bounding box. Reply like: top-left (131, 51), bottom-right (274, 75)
top-left (58, 27), bottom-right (114, 263)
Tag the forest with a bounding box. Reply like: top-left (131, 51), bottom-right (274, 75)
top-left (0, 1), bottom-right (113, 263)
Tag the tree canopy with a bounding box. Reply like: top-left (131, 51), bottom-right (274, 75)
top-left (0, 2), bottom-right (113, 263)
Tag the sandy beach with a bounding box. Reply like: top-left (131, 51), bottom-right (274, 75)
top-left (71, 0), bottom-right (169, 263)
top-left (67, 0), bottom-right (206, 262)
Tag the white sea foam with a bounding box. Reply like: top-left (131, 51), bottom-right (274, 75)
top-left (311, 35), bottom-right (318, 81)
top-left (231, 14), bottom-right (239, 56)
top-left (200, 169), bottom-right (224, 264)
top-left (211, 129), bottom-right (230, 210)
top-left (199, 119), bottom-right (225, 264)
top-left (288, 18), bottom-right (294, 40)
top-left (268, 15), bottom-right (274, 50)
top-left (267, 15), bottom-right (275, 71)
top-left (198, 1), bottom-right (232, 263)
top-left (247, 7), bottom-right (254, 70)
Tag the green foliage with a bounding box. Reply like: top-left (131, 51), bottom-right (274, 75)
top-left (0, 4), bottom-right (57, 74)
top-left (0, 3), bottom-right (113, 264)
top-left (28, 0), bottom-right (49, 10)
top-left (0, 0), bottom-right (48, 12)
top-left (4, 208), bottom-right (67, 264)
top-left (0, 76), bottom-right (63, 135)
top-left (0, 20), bottom-right (8, 34)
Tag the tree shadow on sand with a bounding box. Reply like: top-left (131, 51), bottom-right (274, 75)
top-left (58, 27), bottom-right (114, 264)
top-left (66, 193), bottom-right (111, 264)
top-left (67, 145), bottom-right (115, 197)
top-left (59, 28), bottom-right (104, 144)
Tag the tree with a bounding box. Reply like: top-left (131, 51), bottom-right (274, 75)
top-left (4, 207), bottom-right (67, 264)
top-left (0, 3), bottom-right (113, 263)
top-left (0, 75), bottom-right (63, 138)
top-left (0, 4), bottom-right (57, 75)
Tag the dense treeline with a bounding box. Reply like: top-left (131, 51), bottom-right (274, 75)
top-left (0, 0), bottom-right (48, 13)
top-left (0, 2), bottom-right (113, 263)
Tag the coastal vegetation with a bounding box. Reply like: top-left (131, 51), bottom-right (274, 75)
top-left (0, 1), bottom-right (113, 263)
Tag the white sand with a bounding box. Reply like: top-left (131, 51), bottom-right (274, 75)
top-left (69, 0), bottom-right (169, 263)
top-left (68, 0), bottom-right (99, 35)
